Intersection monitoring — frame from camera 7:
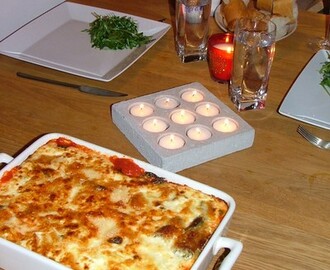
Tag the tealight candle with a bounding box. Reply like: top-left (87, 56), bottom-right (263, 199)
top-left (181, 89), bottom-right (204, 103)
top-left (213, 117), bottom-right (238, 133)
top-left (170, 109), bottom-right (195, 125)
top-left (129, 103), bottom-right (154, 117)
top-left (187, 126), bottom-right (212, 141)
top-left (158, 134), bottom-right (185, 150)
top-left (195, 103), bottom-right (220, 117)
top-left (155, 96), bottom-right (179, 109)
top-left (207, 33), bottom-right (234, 83)
top-left (142, 118), bottom-right (168, 133)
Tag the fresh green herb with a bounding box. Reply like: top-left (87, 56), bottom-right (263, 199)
top-left (83, 12), bottom-right (152, 50)
top-left (319, 52), bottom-right (330, 96)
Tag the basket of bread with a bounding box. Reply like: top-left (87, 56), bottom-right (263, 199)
top-left (215, 0), bottom-right (298, 40)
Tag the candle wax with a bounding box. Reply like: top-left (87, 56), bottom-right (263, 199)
top-left (213, 44), bottom-right (234, 57)
top-left (155, 97), bottom-right (179, 109)
top-left (213, 118), bottom-right (238, 133)
top-left (171, 110), bottom-right (195, 125)
top-left (130, 103), bottom-right (153, 117)
top-left (196, 103), bottom-right (220, 117)
top-left (143, 118), bottom-right (168, 133)
top-left (187, 126), bottom-right (212, 141)
top-left (159, 134), bottom-right (185, 150)
top-left (181, 89), bottom-right (204, 102)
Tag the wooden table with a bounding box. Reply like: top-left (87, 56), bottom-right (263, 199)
top-left (0, 1), bottom-right (329, 269)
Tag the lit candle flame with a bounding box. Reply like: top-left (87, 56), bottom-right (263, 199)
top-left (180, 110), bottom-right (186, 118)
top-left (130, 103), bottom-right (153, 117)
top-left (213, 117), bottom-right (238, 133)
top-left (226, 46), bottom-right (233, 54)
top-left (181, 89), bottom-right (203, 102)
top-left (187, 126), bottom-right (212, 141)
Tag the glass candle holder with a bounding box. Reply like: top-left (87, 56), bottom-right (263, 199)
top-left (207, 33), bottom-right (234, 83)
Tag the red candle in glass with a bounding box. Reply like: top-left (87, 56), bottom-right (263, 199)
top-left (207, 33), bottom-right (234, 83)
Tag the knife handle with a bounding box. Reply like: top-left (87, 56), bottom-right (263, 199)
top-left (17, 72), bottom-right (79, 89)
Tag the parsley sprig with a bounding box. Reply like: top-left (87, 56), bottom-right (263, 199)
top-left (83, 13), bottom-right (152, 50)
top-left (319, 52), bottom-right (330, 96)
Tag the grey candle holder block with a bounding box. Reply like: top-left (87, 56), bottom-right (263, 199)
top-left (111, 82), bottom-right (255, 172)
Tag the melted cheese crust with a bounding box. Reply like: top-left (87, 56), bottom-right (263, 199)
top-left (0, 138), bottom-right (228, 270)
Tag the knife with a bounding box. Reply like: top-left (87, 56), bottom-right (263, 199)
top-left (16, 72), bottom-right (127, 97)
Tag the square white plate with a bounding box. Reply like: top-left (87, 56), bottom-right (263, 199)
top-left (0, 2), bottom-right (170, 82)
top-left (0, 0), bottom-right (63, 42)
top-left (279, 49), bottom-right (330, 130)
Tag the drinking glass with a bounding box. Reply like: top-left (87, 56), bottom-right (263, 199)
top-left (308, 0), bottom-right (330, 50)
top-left (175, 0), bottom-right (211, 63)
top-left (309, 15), bottom-right (330, 50)
top-left (229, 17), bottom-right (276, 111)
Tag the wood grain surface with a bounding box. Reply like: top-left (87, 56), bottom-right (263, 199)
top-left (0, 1), bottom-right (329, 269)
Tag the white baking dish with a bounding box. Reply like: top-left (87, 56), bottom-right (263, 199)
top-left (0, 133), bottom-right (242, 270)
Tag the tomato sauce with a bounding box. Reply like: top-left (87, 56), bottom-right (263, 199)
top-left (56, 137), bottom-right (77, 148)
top-left (109, 156), bottom-right (145, 177)
top-left (0, 167), bottom-right (18, 184)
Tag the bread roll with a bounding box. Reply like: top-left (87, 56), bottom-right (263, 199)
top-left (245, 6), bottom-right (265, 19)
top-left (256, 0), bottom-right (272, 13)
top-left (220, 0), bottom-right (297, 38)
top-left (247, 0), bottom-right (257, 9)
top-left (273, 0), bottom-right (297, 22)
top-left (222, 0), bottom-right (247, 31)
top-left (256, 0), bottom-right (297, 20)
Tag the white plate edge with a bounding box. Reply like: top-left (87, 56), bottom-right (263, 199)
top-left (278, 49), bottom-right (330, 130)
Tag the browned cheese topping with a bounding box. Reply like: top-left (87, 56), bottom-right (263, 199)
top-left (0, 138), bottom-right (228, 270)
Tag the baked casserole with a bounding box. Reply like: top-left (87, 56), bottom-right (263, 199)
top-left (0, 137), bottom-right (228, 270)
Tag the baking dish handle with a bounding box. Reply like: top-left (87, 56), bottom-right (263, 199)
top-left (0, 153), bottom-right (14, 164)
top-left (213, 237), bottom-right (243, 270)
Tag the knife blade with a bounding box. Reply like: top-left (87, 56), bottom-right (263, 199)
top-left (16, 72), bottom-right (127, 97)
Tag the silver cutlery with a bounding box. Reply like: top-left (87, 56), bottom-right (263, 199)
top-left (297, 125), bottom-right (330, 150)
top-left (16, 72), bottom-right (127, 97)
